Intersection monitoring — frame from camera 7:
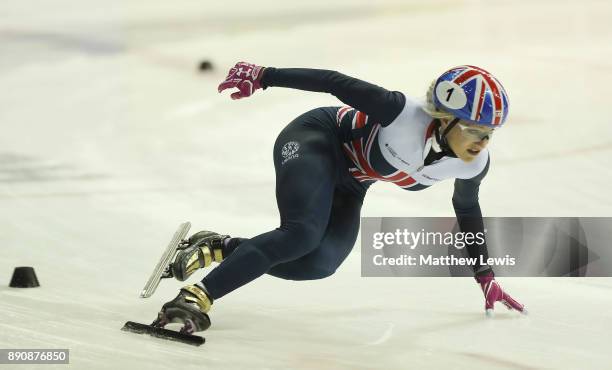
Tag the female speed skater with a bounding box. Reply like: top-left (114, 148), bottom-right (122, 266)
top-left (152, 62), bottom-right (527, 333)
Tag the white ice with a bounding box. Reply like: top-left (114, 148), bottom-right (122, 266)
top-left (1, 0), bottom-right (612, 369)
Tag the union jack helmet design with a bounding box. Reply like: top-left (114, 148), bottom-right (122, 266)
top-left (432, 65), bottom-right (509, 127)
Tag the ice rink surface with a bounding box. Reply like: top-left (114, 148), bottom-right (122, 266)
top-left (1, 0), bottom-right (612, 369)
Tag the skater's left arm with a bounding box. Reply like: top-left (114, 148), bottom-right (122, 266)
top-left (453, 157), bottom-right (527, 315)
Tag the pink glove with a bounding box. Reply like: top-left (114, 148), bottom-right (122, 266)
top-left (475, 272), bottom-right (527, 317)
top-left (217, 61), bottom-right (265, 100)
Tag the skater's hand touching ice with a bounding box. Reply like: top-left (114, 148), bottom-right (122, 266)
top-left (475, 272), bottom-right (527, 317)
top-left (218, 61), bottom-right (265, 100)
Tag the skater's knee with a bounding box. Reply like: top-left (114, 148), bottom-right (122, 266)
top-left (291, 266), bottom-right (337, 280)
top-left (267, 265), bottom-right (336, 281)
top-left (268, 222), bottom-right (324, 259)
top-left (306, 266), bottom-right (336, 280)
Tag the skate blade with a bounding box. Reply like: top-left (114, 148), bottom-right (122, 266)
top-left (140, 222), bottom-right (191, 298)
top-left (121, 321), bottom-right (205, 346)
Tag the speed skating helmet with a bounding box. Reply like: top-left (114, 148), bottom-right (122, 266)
top-left (432, 65), bottom-right (509, 127)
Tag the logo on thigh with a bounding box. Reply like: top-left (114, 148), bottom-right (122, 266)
top-left (281, 141), bottom-right (300, 165)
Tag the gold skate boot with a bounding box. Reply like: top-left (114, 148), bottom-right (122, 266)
top-left (153, 283), bottom-right (213, 333)
top-left (171, 231), bottom-right (229, 281)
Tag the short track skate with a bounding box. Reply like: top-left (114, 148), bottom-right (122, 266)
top-left (122, 222), bottom-right (206, 346)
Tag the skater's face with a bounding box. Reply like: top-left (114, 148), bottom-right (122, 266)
top-left (441, 119), bottom-right (494, 163)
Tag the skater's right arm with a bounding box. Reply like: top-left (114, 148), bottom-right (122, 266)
top-left (217, 62), bottom-right (405, 126)
top-left (261, 67), bottom-right (405, 126)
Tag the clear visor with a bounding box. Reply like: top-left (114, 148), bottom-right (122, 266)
top-left (456, 122), bottom-right (495, 141)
